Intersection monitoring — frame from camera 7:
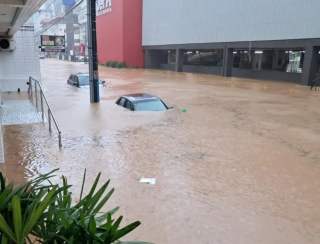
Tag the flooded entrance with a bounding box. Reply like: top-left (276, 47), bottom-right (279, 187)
top-left (1, 59), bottom-right (320, 243)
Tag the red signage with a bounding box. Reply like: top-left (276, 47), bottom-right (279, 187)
top-left (96, 0), bottom-right (112, 16)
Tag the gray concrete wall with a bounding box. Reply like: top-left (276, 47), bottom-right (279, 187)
top-left (160, 64), bottom-right (175, 71)
top-left (143, 0), bottom-right (320, 46)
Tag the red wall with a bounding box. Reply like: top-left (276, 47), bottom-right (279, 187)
top-left (123, 0), bottom-right (144, 67)
top-left (96, 0), bottom-right (124, 63)
top-left (96, 0), bottom-right (144, 67)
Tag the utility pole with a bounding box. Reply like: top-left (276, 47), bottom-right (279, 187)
top-left (87, 0), bottom-right (100, 103)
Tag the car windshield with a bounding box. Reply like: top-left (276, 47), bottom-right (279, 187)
top-left (78, 75), bottom-right (89, 85)
top-left (134, 99), bottom-right (167, 111)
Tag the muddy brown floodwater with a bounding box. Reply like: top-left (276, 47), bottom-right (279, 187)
top-left (1, 59), bottom-right (320, 244)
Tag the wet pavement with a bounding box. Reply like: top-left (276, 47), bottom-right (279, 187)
top-left (1, 59), bottom-right (320, 243)
top-left (0, 92), bottom-right (42, 125)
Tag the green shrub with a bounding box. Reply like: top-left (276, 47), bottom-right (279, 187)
top-left (0, 170), bottom-right (149, 244)
top-left (106, 61), bottom-right (127, 68)
top-left (116, 62), bottom-right (126, 68)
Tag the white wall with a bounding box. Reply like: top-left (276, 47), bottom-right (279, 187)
top-left (0, 29), bottom-right (40, 92)
top-left (143, 0), bottom-right (320, 46)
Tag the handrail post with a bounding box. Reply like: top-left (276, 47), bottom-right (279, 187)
top-left (58, 131), bottom-right (62, 148)
top-left (28, 77), bottom-right (33, 99)
top-left (48, 109), bottom-right (52, 133)
top-left (40, 90), bottom-right (44, 122)
top-left (35, 82), bottom-right (38, 111)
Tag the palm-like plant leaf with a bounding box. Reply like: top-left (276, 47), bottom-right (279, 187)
top-left (0, 169), bottom-right (148, 244)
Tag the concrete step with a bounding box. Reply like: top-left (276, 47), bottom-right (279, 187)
top-left (1, 99), bottom-right (42, 125)
top-left (0, 92), bottom-right (43, 163)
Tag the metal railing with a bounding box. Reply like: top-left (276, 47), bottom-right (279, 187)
top-left (27, 77), bottom-right (62, 148)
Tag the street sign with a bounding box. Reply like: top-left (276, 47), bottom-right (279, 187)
top-left (40, 35), bottom-right (65, 52)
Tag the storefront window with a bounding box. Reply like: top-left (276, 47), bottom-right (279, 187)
top-left (184, 50), bottom-right (223, 66)
top-left (233, 50), bottom-right (251, 69)
top-left (286, 51), bottom-right (304, 73)
top-left (167, 50), bottom-right (176, 64)
top-left (233, 49), bottom-right (304, 73)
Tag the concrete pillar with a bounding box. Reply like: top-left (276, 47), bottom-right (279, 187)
top-left (272, 49), bottom-right (279, 70)
top-left (302, 46), bottom-right (319, 85)
top-left (223, 47), bottom-right (233, 77)
top-left (175, 49), bottom-right (184, 72)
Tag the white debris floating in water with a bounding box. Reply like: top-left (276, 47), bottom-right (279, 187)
top-left (139, 178), bottom-right (156, 185)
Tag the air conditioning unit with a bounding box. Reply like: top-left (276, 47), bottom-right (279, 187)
top-left (0, 38), bottom-right (15, 51)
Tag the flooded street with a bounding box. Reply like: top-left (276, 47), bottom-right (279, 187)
top-left (1, 59), bottom-right (320, 243)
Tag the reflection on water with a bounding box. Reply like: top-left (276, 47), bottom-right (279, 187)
top-left (1, 59), bottom-right (320, 244)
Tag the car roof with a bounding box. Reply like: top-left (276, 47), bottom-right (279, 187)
top-left (121, 93), bottom-right (160, 103)
top-left (76, 73), bottom-right (89, 77)
top-left (70, 73), bottom-right (88, 77)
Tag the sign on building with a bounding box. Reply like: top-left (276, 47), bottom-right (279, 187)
top-left (96, 0), bottom-right (112, 16)
top-left (40, 35), bottom-right (65, 52)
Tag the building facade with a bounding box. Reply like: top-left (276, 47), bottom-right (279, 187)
top-left (142, 0), bottom-right (320, 84)
top-left (96, 0), bottom-right (144, 67)
top-left (95, 0), bottom-right (320, 84)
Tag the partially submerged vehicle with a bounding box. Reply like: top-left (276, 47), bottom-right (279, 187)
top-left (116, 93), bottom-right (170, 111)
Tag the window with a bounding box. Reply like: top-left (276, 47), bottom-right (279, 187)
top-left (78, 75), bottom-right (89, 85)
top-left (184, 50), bottom-right (223, 66)
top-left (74, 76), bottom-right (79, 84)
top-left (117, 98), bottom-right (126, 107)
top-left (233, 50), bottom-right (252, 69)
top-left (286, 51), bottom-right (304, 73)
top-left (167, 50), bottom-right (176, 64)
top-left (124, 101), bottom-right (134, 111)
top-left (134, 100), bottom-right (167, 111)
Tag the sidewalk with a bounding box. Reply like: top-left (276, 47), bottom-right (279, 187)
top-left (0, 92), bottom-right (42, 125)
top-left (0, 92), bottom-right (42, 163)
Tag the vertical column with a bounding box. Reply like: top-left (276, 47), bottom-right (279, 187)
top-left (87, 0), bottom-right (100, 103)
top-left (144, 50), bottom-right (154, 68)
top-left (223, 47), bottom-right (233, 77)
top-left (272, 49), bottom-right (277, 70)
top-left (175, 49), bottom-right (184, 72)
top-left (302, 46), bottom-right (319, 85)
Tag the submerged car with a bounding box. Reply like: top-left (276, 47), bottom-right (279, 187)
top-left (116, 93), bottom-right (169, 111)
top-left (67, 73), bottom-right (106, 87)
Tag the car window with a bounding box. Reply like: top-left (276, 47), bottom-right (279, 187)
top-left (124, 100), bottom-right (134, 110)
top-left (118, 98), bottom-right (126, 107)
top-left (78, 75), bottom-right (89, 85)
top-left (134, 99), bottom-right (167, 111)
